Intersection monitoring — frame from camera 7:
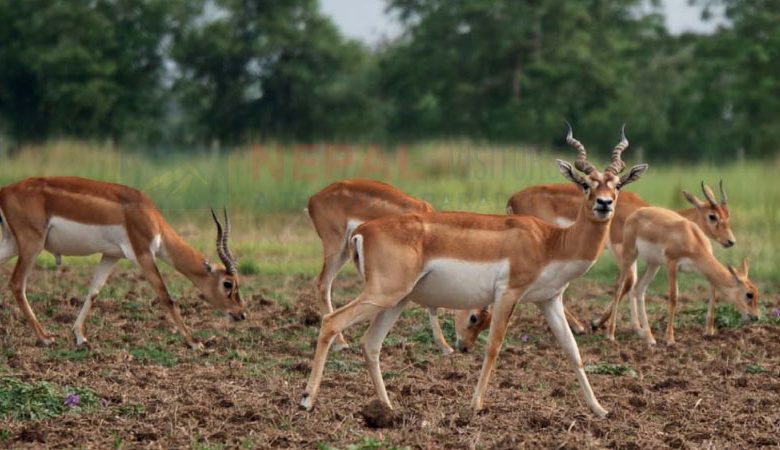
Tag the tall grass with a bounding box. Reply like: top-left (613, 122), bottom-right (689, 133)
top-left (1, 140), bottom-right (778, 284)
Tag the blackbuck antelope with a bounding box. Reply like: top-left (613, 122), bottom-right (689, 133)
top-left (507, 180), bottom-right (735, 333)
top-left (300, 125), bottom-right (648, 417)
top-left (0, 177), bottom-right (244, 349)
top-left (307, 179), bottom-right (487, 354)
top-left (599, 206), bottom-right (758, 346)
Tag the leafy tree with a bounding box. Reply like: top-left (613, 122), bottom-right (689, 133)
top-left (171, 0), bottom-right (382, 144)
top-left (379, 0), bottom-right (667, 149)
top-left (0, 0), bottom-right (173, 142)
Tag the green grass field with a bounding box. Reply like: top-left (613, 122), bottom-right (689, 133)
top-left (1, 140), bottom-right (777, 288)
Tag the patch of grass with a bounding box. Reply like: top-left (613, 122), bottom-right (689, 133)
top-left (129, 344), bottom-right (178, 367)
top-left (714, 305), bottom-right (744, 329)
top-left (317, 437), bottom-right (410, 450)
top-left (116, 403), bottom-right (145, 418)
top-left (324, 354), bottom-right (362, 373)
top-left (192, 440), bottom-right (225, 450)
top-left (238, 259), bottom-right (261, 275)
top-left (0, 376), bottom-right (98, 420)
top-left (0, 428), bottom-right (10, 441)
top-left (585, 363), bottom-right (637, 377)
top-left (123, 300), bottom-right (147, 321)
top-left (745, 364), bottom-right (766, 374)
top-left (47, 348), bottom-right (91, 362)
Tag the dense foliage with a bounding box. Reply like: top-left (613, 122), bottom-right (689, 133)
top-left (0, 0), bottom-right (777, 158)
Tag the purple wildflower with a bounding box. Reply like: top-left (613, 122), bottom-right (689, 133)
top-left (521, 334), bottom-right (530, 343)
top-left (771, 308), bottom-right (780, 318)
top-left (64, 393), bottom-right (80, 407)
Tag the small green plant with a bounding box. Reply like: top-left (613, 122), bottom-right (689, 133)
top-left (238, 259), bottom-right (261, 275)
top-left (714, 305), bottom-right (743, 329)
top-left (317, 437), bottom-right (410, 450)
top-left (129, 344), bottom-right (178, 367)
top-left (117, 403), bottom-right (145, 418)
top-left (745, 364), bottom-right (766, 374)
top-left (47, 348), bottom-right (91, 362)
top-left (112, 434), bottom-right (124, 449)
top-left (585, 363), bottom-right (637, 377)
top-left (0, 376), bottom-right (98, 420)
top-left (0, 428), bottom-right (10, 441)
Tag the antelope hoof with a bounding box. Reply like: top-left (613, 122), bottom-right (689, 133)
top-left (571, 324), bottom-right (587, 335)
top-left (188, 341), bottom-right (205, 351)
top-left (74, 334), bottom-right (88, 347)
top-left (299, 392), bottom-right (314, 411)
top-left (592, 405), bottom-right (609, 419)
top-left (665, 340), bottom-right (676, 347)
top-left (440, 345), bottom-right (454, 356)
top-left (37, 334), bottom-right (57, 347)
top-left (590, 319), bottom-right (603, 331)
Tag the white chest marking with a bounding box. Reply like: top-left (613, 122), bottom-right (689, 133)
top-left (44, 216), bottom-right (137, 261)
top-left (408, 258), bottom-right (510, 309)
top-left (554, 217), bottom-right (575, 228)
top-left (521, 260), bottom-right (594, 303)
top-left (636, 238), bottom-right (665, 265)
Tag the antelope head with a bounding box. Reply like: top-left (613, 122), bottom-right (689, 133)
top-left (726, 257), bottom-right (759, 322)
top-left (203, 208), bottom-right (245, 321)
top-left (453, 307), bottom-right (491, 353)
top-left (556, 123), bottom-right (648, 222)
top-left (683, 180), bottom-right (735, 248)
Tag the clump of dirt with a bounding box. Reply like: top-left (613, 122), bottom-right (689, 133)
top-left (359, 400), bottom-right (400, 429)
top-left (652, 378), bottom-right (688, 390)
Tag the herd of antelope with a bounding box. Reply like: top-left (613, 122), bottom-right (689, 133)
top-left (0, 125), bottom-right (761, 419)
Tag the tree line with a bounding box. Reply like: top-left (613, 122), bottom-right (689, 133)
top-left (0, 0), bottom-right (777, 159)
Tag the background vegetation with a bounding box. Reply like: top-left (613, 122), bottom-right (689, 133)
top-left (0, 0), bottom-right (779, 160)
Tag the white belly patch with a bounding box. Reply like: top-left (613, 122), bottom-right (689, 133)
top-left (44, 216), bottom-right (136, 261)
top-left (521, 260), bottom-right (594, 302)
top-left (408, 258), bottom-right (510, 309)
top-left (636, 238), bottom-right (665, 265)
top-left (554, 217), bottom-right (575, 227)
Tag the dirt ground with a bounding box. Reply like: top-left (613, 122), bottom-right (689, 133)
top-left (1, 264), bottom-right (779, 449)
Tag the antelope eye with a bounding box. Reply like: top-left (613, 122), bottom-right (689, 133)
top-left (746, 292), bottom-right (754, 300)
top-left (708, 214), bottom-right (717, 221)
top-left (581, 183), bottom-right (590, 191)
top-left (223, 281), bottom-right (234, 290)
top-left (469, 314), bottom-right (479, 325)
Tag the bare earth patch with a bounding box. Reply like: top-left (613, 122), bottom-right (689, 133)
top-left (1, 266), bottom-right (779, 448)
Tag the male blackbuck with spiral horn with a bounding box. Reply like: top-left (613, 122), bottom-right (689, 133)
top-left (307, 179), bottom-right (487, 354)
top-left (300, 124), bottom-right (648, 417)
top-left (599, 206), bottom-right (758, 346)
top-left (0, 177), bottom-right (245, 349)
top-left (507, 180), bottom-right (736, 333)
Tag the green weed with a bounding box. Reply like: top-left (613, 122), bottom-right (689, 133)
top-left (0, 376), bottom-right (98, 420)
top-left (129, 344), bottom-right (178, 367)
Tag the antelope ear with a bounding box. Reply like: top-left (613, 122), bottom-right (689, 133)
top-left (727, 264), bottom-right (743, 285)
top-left (618, 164), bottom-right (648, 188)
top-left (204, 260), bottom-right (215, 273)
top-left (556, 160), bottom-right (586, 187)
top-left (682, 190), bottom-right (705, 208)
top-left (740, 257), bottom-right (749, 276)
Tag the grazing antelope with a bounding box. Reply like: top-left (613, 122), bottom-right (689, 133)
top-left (300, 125), bottom-right (648, 417)
top-left (307, 179), bottom-right (484, 354)
top-left (508, 180), bottom-right (735, 333)
top-left (0, 177), bottom-right (244, 349)
top-left (601, 206), bottom-right (758, 346)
